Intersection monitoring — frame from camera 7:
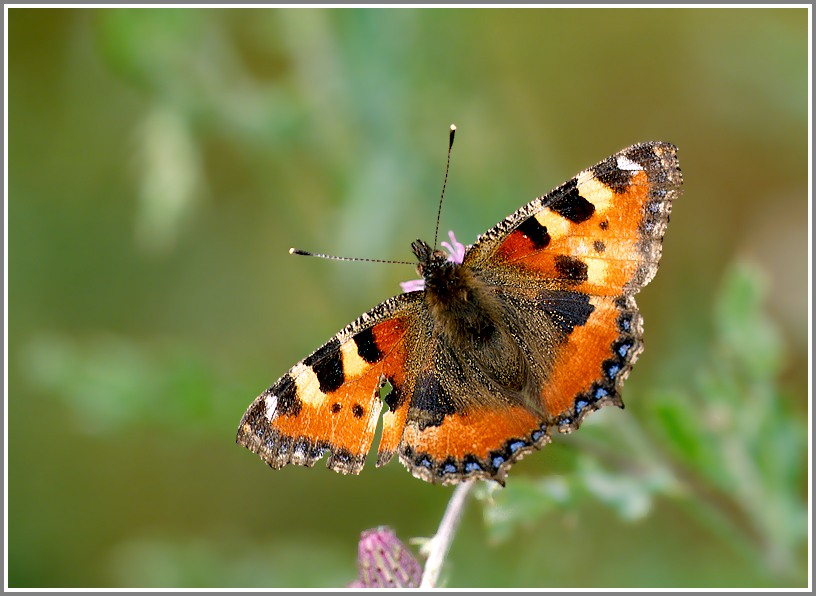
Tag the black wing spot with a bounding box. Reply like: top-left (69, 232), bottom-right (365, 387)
top-left (353, 327), bottom-right (383, 364)
top-left (412, 372), bottom-right (456, 430)
top-left (554, 255), bottom-right (589, 284)
top-left (516, 216), bottom-right (551, 249)
top-left (548, 179), bottom-right (596, 223)
top-left (352, 403), bottom-right (365, 418)
top-left (303, 338), bottom-right (345, 393)
top-left (539, 290), bottom-right (595, 335)
top-left (591, 157), bottom-right (635, 194)
top-left (273, 375), bottom-right (302, 417)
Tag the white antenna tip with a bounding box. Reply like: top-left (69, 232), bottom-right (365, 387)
top-left (288, 247), bottom-right (296, 254)
top-left (450, 124), bottom-right (457, 131)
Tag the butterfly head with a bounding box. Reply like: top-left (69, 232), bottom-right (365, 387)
top-left (411, 239), bottom-right (455, 281)
top-left (400, 232), bottom-right (468, 294)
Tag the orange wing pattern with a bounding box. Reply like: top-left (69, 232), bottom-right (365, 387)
top-left (237, 295), bottom-right (421, 475)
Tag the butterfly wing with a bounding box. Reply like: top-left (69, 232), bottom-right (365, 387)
top-left (393, 142), bottom-right (683, 484)
top-left (236, 292), bottom-right (425, 475)
top-left (467, 141), bottom-right (680, 294)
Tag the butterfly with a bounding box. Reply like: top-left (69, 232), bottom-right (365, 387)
top-left (236, 131), bottom-right (683, 485)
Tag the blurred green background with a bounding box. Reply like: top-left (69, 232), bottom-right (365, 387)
top-left (8, 7), bottom-right (808, 589)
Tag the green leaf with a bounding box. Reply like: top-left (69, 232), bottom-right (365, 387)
top-left (648, 388), bottom-right (715, 477)
top-left (714, 261), bottom-right (784, 380)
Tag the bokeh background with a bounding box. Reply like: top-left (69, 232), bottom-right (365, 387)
top-left (7, 7), bottom-right (809, 589)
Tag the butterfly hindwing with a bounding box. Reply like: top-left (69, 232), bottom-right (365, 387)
top-left (398, 397), bottom-right (550, 485)
top-left (391, 308), bottom-right (554, 484)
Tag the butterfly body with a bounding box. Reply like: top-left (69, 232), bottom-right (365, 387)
top-left (413, 239), bottom-right (504, 353)
top-left (237, 141), bottom-right (683, 485)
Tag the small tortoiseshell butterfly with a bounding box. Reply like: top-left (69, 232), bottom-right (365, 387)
top-left (237, 129), bottom-right (683, 485)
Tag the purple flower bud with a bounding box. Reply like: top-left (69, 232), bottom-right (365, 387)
top-left (349, 526), bottom-right (422, 588)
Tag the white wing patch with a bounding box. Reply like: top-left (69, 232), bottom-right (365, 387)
top-left (264, 393), bottom-right (279, 421)
top-left (616, 155), bottom-right (644, 171)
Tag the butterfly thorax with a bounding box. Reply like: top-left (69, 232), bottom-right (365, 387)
top-left (411, 238), bottom-right (500, 348)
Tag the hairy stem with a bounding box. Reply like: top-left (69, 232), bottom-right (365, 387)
top-left (420, 480), bottom-right (475, 588)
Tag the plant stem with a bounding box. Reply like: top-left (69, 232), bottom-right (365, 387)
top-left (420, 480), bottom-right (475, 588)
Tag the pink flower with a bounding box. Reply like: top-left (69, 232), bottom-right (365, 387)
top-left (440, 230), bottom-right (467, 264)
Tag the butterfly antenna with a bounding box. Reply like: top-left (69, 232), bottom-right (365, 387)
top-left (432, 124), bottom-right (456, 250)
top-left (288, 248), bottom-right (413, 266)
